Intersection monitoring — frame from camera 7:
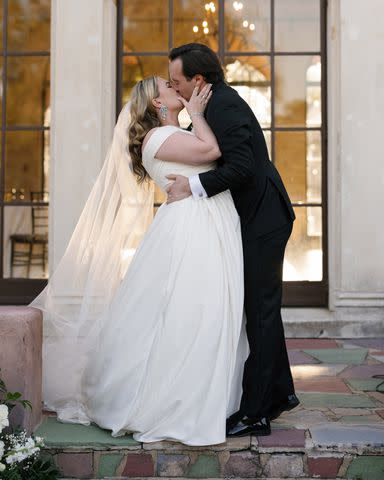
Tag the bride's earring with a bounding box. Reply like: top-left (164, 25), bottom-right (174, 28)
top-left (159, 104), bottom-right (168, 120)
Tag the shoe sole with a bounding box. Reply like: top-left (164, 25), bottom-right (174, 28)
top-left (226, 428), bottom-right (271, 437)
top-left (269, 400), bottom-right (300, 421)
top-left (227, 432), bottom-right (271, 438)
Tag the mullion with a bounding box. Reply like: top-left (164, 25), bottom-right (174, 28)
top-left (168, 0), bottom-right (173, 50)
top-left (224, 51), bottom-right (321, 56)
top-left (273, 127), bottom-right (322, 131)
top-left (1, 51), bottom-right (49, 56)
top-left (0, 0), bottom-right (9, 279)
top-left (2, 202), bottom-right (48, 207)
top-left (122, 52), bottom-right (169, 56)
top-left (292, 203), bottom-right (322, 207)
top-left (122, 51), bottom-right (321, 56)
top-left (270, 0), bottom-right (275, 165)
top-left (3, 126), bottom-right (49, 131)
top-left (320, 0), bottom-right (328, 287)
top-left (116, 0), bottom-right (123, 114)
top-left (218, 0), bottom-right (225, 62)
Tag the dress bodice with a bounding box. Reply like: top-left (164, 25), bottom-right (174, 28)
top-left (142, 125), bottom-right (216, 191)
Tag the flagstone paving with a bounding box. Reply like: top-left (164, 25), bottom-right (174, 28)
top-left (34, 337), bottom-right (384, 479)
top-left (303, 348), bottom-right (368, 364)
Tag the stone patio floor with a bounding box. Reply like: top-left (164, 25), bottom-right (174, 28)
top-left (35, 337), bottom-right (384, 479)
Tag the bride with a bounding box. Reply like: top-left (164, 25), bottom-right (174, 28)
top-left (30, 75), bottom-right (249, 446)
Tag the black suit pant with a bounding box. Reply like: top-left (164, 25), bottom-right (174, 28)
top-left (239, 221), bottom-right (295, 419)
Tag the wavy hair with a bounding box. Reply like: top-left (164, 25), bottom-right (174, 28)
top-left (128, 76), bottom-right (160, 183)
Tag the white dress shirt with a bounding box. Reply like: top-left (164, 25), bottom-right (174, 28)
top-left (189, 174), bottom-right (208, 199)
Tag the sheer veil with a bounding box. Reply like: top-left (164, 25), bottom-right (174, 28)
top-left (29, 101), bottom-right (154, 424)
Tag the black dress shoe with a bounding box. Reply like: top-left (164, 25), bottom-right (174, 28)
top-left (226, 410), bottom-right (244, 431)
top-left (268, 393), bottom-right (300, 421)
top-left (226, 416), bottom-right (271, 437)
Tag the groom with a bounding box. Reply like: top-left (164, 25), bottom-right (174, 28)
top-left (166, 43), bottom-right (299, 437)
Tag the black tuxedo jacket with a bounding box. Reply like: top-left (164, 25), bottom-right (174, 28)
top-left (197, 81), bottom-right (295, 237)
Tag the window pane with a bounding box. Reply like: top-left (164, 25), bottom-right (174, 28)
top-left (224, 56), bottom-right (271, 127)
top-left (225, 0), bottom-right (270, 52)
top-left (5, 131), bottom-right (49, 202)
top-left (7, 0), bottom-right (50, 51)
top-left (174, 0), bottom-right (218, 51)
top-left (275, 55), bottom-right (321, 127)
top-left (3, 205), bottom-right (48, 279)
top-left (275, 131), bottom-right (322, 204)
top-left (275, 0), bottom-right (320, 52)
top-left (122, 56), bottom-right (169, 103)
top-left (123, 0), bottom-right (168, 52)
top-left (6, 57), bottom-right (50, 125)
top-left (284, 206), bottom-right (322, 281)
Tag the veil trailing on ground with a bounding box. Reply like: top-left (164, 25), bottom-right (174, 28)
top-left (29, 102), bottom-right (154, 424)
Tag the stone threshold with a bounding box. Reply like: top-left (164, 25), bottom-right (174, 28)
top-left (282, 308), bottom-right (384, 338)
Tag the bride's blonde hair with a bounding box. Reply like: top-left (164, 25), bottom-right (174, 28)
top-left (128, 76), bottom-right (160, 183)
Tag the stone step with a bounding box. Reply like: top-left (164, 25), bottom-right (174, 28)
top-left (35, 416), bottom-right (384, 479)
top-left (34, 337), bottom-right (384, 478)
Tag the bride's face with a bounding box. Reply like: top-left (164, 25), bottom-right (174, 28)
top-left (154, 77), bottom-right (183, 113)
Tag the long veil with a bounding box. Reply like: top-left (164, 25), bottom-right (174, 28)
top-left (29, 102), bottom-right (154, 424)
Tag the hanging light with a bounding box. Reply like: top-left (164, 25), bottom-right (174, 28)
top-left (242, 20), bottom-right (249, 28)
top-left (205, 3), bottom-right (210, 10)
top-left (202, 20), bottom-right (208, 27)
top-left (233, 1), bottom-right (243, 11)
top-left (204, 27), bottom-right (209, 34)
top-left (249, 23), bottom-right (255, 31)
top-left (193, 25), bottom-right (199, 33)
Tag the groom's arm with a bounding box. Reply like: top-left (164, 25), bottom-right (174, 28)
top-left (190, 100), bottom-right (256, 199)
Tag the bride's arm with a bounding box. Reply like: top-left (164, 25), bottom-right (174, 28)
top-left (153, 84), bottom-right (221, 166)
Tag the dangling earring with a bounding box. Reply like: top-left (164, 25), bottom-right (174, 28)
top-left (159, 104), bottom-right (168, 120)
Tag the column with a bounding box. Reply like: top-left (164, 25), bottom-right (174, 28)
top-left (49, 0), bottom-right (117, 270)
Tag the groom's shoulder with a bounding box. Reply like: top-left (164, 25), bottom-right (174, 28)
top-left (211, 82), bottom-right (250, 111)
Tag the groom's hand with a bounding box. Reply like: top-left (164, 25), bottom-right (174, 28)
top-left (165, 174), bottom-right (192, 204)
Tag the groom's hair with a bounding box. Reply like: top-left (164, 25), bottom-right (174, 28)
top-left (169, 43), bottom-right (225, 84)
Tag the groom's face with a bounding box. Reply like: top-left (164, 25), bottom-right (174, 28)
top-left (169, 58), bottom-right (197, 101)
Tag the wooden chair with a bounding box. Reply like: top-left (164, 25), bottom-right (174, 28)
top-left (9, 192), bottom-right (49, 278)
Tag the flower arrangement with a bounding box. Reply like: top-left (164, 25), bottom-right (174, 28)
top-left (0, 370), bottom-right (59, 479)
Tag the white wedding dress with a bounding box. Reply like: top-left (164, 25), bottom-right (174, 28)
top-left (49, 125), bottom-right (249, 446)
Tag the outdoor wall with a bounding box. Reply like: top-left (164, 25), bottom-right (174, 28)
top-left (328, 0), bottom-right (384, 311)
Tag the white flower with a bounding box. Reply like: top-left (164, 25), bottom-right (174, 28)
top-left (0, 462), bottom-right (5, 472)
top-left (0, 405), bottom-right (9, 433)
top-left (3, 432), bottom-right (41, 465)
top-left (0, 439), bottom-right (4, 458)
top-left (34, 436), bottom-right (44, 446)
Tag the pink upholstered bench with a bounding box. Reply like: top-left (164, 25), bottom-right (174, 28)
top-left (0, 306), bottom-right (42, 433)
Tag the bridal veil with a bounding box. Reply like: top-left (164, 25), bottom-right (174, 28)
top-left (29, 102), bottom-right (154, 423)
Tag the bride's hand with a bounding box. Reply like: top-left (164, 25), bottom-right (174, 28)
top-left (178, 84), bottom-right (212, 118)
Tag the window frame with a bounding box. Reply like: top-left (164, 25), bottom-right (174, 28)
top-left (0, 0), bottom-right (50, 304)
top-left (116, 0), bottom-right (328, 307)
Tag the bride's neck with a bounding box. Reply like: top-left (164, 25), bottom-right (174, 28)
top-left (160, 110), bottom-right (180, 128)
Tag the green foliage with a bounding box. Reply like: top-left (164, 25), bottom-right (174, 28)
top-left (0, 370), bottom-right (32, 413)
top-left (0, 457), bottom-right (60, 479)
top-left (0, 371), bottom-right (60, 479)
